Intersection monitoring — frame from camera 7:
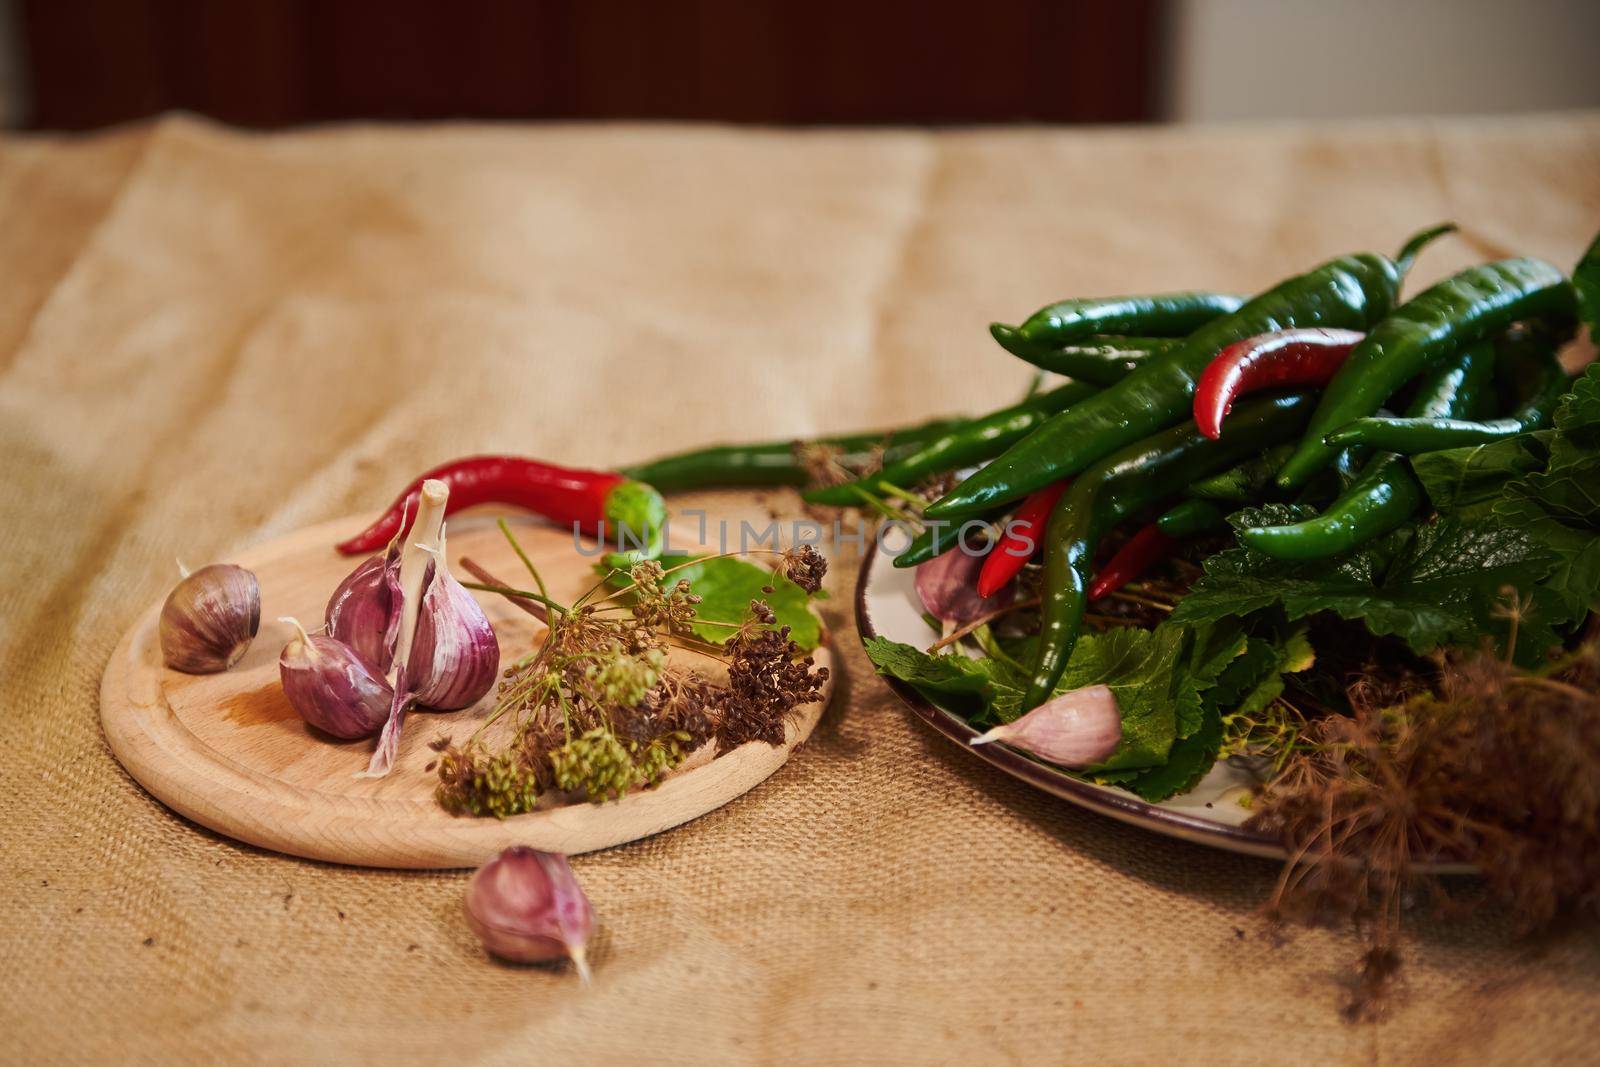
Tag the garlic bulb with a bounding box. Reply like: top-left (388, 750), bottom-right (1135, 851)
top-left (407, 541), bottom-right (499, 710)
top-left (278, 617), bottom-right (393, 739)
top-left (971, 684), bottom-right (1122, 768)
top-left (465, 847), bottom-right (594, 981)
top-left (325, 549), bottom-right (401, 672)
top-left (916, 545), bottom-right (1008, 624)
top-left (160, 563), bottom-right (260, 673)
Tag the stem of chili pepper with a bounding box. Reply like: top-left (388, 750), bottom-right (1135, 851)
top-left (335, 455), bottom-right (669, 558)
top-left (1192, 327), bottom-right (1364, 440)
top-left (975, 480), bottom-right (1069, 598)
top-left (1087, 522), bottom-right (1173, 602)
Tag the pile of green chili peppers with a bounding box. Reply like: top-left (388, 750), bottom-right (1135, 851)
top-left (622, 223), bottom-right (1594, 712)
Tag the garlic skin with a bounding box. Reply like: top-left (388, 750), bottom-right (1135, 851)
top-left (325, 549), bottom-right (401, 672)
top-left (278, 617), bottom-right (393, 739)
top-left (160, 563), bottom-right (261, 673)
top-left (916, 545), bottom-right (1009, 624)
top-left (407, 544), bottom-right (499, 710)
top-left (465, 847), bottom-right (595, 981)
top-left (971, 684), bottom-right (1122, 768)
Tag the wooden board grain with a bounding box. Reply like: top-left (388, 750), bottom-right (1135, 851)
top-left (100, 515), bottom-right (832, 869)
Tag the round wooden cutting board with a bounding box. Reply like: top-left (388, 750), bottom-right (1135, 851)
top-left (100, 516), bottom-right (833, 869)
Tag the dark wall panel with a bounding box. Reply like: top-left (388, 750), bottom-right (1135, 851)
top-left (22, 0), bottom-right (1165, 129)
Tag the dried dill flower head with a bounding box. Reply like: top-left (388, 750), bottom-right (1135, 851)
top-left (630, 560), bottom-right (701, 635)
top-left (714, 622), bottom-right (829, 752)
top-left (777, 544), bottom-right (828, 594)
top-left (585, 642), bottom-right (664, 708)
top-left (795, 441), bottom-right (853, 487)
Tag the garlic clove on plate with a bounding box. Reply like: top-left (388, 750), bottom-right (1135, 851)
top-left (971, 683), bottom-right (1122, 768)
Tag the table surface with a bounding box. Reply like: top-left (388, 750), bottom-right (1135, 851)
top-left (3, 113), bottom-right (1598, 1065)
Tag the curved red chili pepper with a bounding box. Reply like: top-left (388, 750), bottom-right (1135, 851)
top-left (1088, 522), bottom-right (1174, 602)
top-left (976, 480), bottom-right (1069, 598)
top-left (336, 456), bottom-right (625, 556)
top-left (1193, 328), bottom-right (1364, 440)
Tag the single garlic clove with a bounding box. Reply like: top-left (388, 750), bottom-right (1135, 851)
top-left (277, 617), bottom-right (393, 739)
top-left (971, 683), bottom-right (1122, 768)
top-left (160, 563), bottom-right (261, 673)
top-left (465, 847), bottom-right (595, 982)
top-left (325, 548), bottom-right (402, 672)
top-left (916, 545), bottom-right (1008, 624)
top-left (408, 544), bottom-right (499, 710)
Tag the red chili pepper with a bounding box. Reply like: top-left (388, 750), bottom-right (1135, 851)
top-left (336, 455), bottom-right (662, 556)
top-left (976, 480), bottom-right (1069, 598)
top-left (1193, 327), bottom-right (1364, 440)
top-left (1087, 522), bottom-right (1174, 602)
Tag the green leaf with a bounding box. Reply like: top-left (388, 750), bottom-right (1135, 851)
top-left (1575, 231), bottom-right (1600, 339)
top-left (610, 554), bottom-right (821, 650)
top-left (1173, 506), bottom-right (1560, 663)
top-left (1412, 433), bottom-right (1547, 521)
top-left (866, 619), bottom-right (1240, 783)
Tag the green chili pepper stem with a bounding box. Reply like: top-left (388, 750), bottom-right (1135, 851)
top-left (619, 416), bottom-right (962, 493)
top-left (1016, 291), bottom-right (1245, 347)
top-left (1392, 222), bottom-right (1458, 277)
top-left (927, 249), bottom-right (1411, 520)
top-left (1243, 343), bottom-right (1491, 561)
top-left (1275, 257), bottom-right (1577, 490)
top-left (1155, 499), bottom-right (1227, 537)
top-left (804, 381), bottom-right (1101, 507)
top-left (1022, 391), bottom-right (1317, 708)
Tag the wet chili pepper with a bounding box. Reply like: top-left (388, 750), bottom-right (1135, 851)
top-left (890, 507), bottom-right (1007, 570)
top-left (1276, 257), bottom-right (1577, 489)
top-left (975, 480), bottom-right (1069, 598)
top-left (1324, 352), bottom-right (1567, 453)
top-left (336, 456), bottom-right (667, 557)
top-left (1186, 443), bottom-right (1296, 503)
top-left (1192, 328), bottom-right (1364, 439)
top-left (988, 326), bottom-right (1175, 387)
top-left (804, 381), bottom-right (1101, 507)
top-left (1015, 291), bottom-right (1245, 346)
top-left (1242, 343), bottom-right (1491, 561)
top-left (1576, 230), bottom-right (1600, 336)
top-left (925, 225), bottom-right (1453, 520)
top-left (619, 416), bottom-right (962, 493)
top-left (1086, 522), bottom-right (1173, 603)
top-left (1024, 391), bottom-right (1317, 708)
top-left (1154, 498), bottom-right (1227, 537)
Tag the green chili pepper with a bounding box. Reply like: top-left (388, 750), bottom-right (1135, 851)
top-left (804, 381), bottom-right (1101, 507)
top-left (1186, 443), bottom-right (1296, 502)
top-left (1241, 343), bottom-right (1492, 561)
top-left (1155, 498), bottom-right (1227, 537)
top-left (1023, 391), bottom-right (1317, 708)
top-left (1575, 230), bottom-right (1600, 337)
top-left (620, 417), bottom-right (963, 492)
top-left (1275, 258), bottom-right (1577, 489)
top-left (890, 505), bottom-right (1008, 569)
top-left (1323, 351), bottom-right (1566, 453)
top-left (925, 225), bottom-right (1454, 520)
top-left (1015, 291), bottom-right (1245, 346)
top-left (988, 325), bottom-right (1176, 387)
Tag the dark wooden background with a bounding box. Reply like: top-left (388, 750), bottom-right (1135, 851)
top-left (19, 0), bottom-right (1167, 129)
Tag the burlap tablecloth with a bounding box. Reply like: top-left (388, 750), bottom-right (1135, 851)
top-left (4, 113), bottom-right (1599, 1065)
